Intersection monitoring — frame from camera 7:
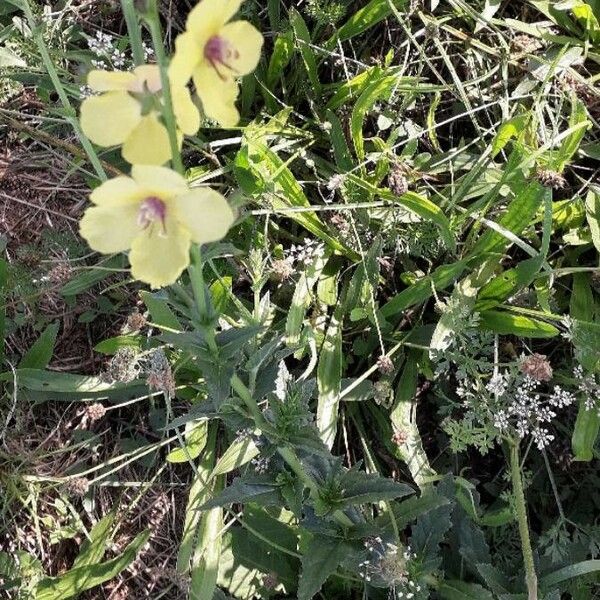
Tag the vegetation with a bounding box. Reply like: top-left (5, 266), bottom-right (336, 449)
top-left (1, 0), bottom-right (599, 598)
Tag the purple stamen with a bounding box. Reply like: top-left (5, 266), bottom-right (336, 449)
top-left (204, 35), bottom-right (239, 80)
top-left (138, 196), bottom-right (167, 233)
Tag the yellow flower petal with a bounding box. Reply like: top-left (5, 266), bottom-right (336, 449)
top-left (129, 218), bottom-right (192, 288)
top-left (89, 176), bottom-right (143, 206)
top-left (87, 70), bottom-right (137, 92)
top-left (169, 32), bottom-right (204, 88)
top-left (193, 64), bottom-right (240, 127)
top-left (172, 85), bottom-right (201, 136)
top-left (186, 0), bottom-right (242, 36)
top-left (131, 165), bottom-right (189, 197)
top-left (174, 188), bottom-right (235, 244)
top-left (122, 113), bottom-right (173, 166)
top-left (219, 21), bottom-right (264, 75)
top-left (80, 91), bottom-right (141, 147)
top-left (79, 204), bottom-right (140, 253)
top-left (132, 64), bottom-right (162, 93)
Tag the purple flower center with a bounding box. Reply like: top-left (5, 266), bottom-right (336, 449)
top-left (204, 35), bottom-right (239, 80)
top-left (138, 197), bottom-right (167, 232)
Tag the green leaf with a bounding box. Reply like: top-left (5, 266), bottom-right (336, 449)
top-left (338, 470), bottom-right (414, 508)
top-left (572, 398), bottom-right (599, 461)
top-left (491, 115), bottom-right (528, 157)
top-left (468, 182), bottom-right (547, 258)
top-left (290, 10), bottom-right (321, 96)
top-left (297, 536), bottom-right (348, 600)
top-left (478, 310), bottom-right (559, 338)
top-left (316, 309), bottom-right (342, 449)
top-left (438, 580), bottom-right (495, 600)
top-left (286, 251), bottom-right (330, 346)
top-left (351, 74), bottom-right (398, 162)
top-left (2, 368), bottom-right (145, 401)
top-left (61, 255), bottom-right (125, 297)
top-left (72, 513), bottom-right (115, 568)
top-left (166, 421), bottom-right (208, 464)
top-left (324, 0), bottom-right (408, 48)
top-left (585, 187), bottom-right (600, 253)
top-left (235, 139), bottom-right (358, 260)
top-left (35, 531), bottom-right (149, 600)
top-left (18, 322), bottom-right (58, 369)
top-left (190, 479), bottom-right (224, 600)
top-left (140, 291), bottom-right (182, 330)
top-left (200, 476), bottom-right (280, 510)
top-left (210, 437), bottom-right (260, 477)
top-left (93, 334), bottom-right (142, 355)
top-left (554, 98), bottom-right (590, 171)
top-left (541, 560), bottom-right (600, 588)
top-left (0, 46), bottom-right (26, 68)
top-left (380, 260), bottom-right (470, 318)
top-left (177, 427), bottom-right (216, 573)
top-left (266, 29), bottom-right (294, 88)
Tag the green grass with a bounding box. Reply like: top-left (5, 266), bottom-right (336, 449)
top-left (1, 0), bottom-right (600, 599)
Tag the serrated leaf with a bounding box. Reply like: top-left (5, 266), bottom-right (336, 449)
top-left (297, 536), bottom-right (348, 600)
top-left (200, 476), bottom-right (280, 510)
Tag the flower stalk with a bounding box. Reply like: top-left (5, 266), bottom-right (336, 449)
top-left (144, 0), bottom-right (184, 174)
top-left (510, 441), bottom-right (538, 600)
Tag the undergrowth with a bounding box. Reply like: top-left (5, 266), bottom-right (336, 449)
top-left (1, 0), bottom-right (600, 599)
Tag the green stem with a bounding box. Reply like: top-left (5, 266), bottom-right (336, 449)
top-left (145, 2), bottom-right (184, 174)
top-left (510, 441), bottom-right (538, 600)
top-left (120, 0), bottom-right (146, 66)
top-left (21, 0), bottom-right (106, 181)
top-left (231, 374), bottom-right (354, 529)
top-left (188, 246), bottom-right (218, 354)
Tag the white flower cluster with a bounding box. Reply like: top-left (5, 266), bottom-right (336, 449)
top-left (358, 537), bottom-right (423, 596)
top-left (86, 31), bottom-right (130, 74)
top-left (491, 375), bottom-right (576, 449)
top-left (574, 366), bottom-right (600, 414)
top-left (286, 238), bottom-right (325, 266)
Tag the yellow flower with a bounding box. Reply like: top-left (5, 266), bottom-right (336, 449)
top-left (80, 65), bottom-right (200, 165)
top-left (169, 0), bottom-right (263, 127)
top-left (79, 166), bottom-right (235, 288)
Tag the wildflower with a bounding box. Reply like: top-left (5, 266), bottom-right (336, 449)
top-left (85, 403), bottom-right (107, 422)
top-left (80, 65), bottom-right (200, 165)
top-left (377, 355), bottom-right (394, 375)
top-left (168, 0), bottom-right (263, 126)
top-left (66, 477), bottom-right (90, 497)
top-left (79, 166), bottom-right (235, 288)
top-left (486, 372), bottom-right (508, 396)
top-left (271, 258), bottom-right (294, 282)
top-left (535, 168), bottom-right (567, 189)
top-left (388, 162), bottom-right (409, 196)
top-left (520, 353), bottom-right (553, 382)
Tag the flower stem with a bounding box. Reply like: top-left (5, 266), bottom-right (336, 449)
top-left (510, 441), bottom-right (538, 600)
top-left (230, 374), bottom-right (354, 528)
top-left (145, 2), bottom-right (184, 174)
top-left (120, 0), bottom-right (146, 66)
top-left (188, 246), bottom-right (218, 354)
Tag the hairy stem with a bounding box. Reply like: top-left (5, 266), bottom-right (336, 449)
top-left (145, 1), bottom-right (184, 174)
top-left (510, 441), bottom-right (538, 600)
